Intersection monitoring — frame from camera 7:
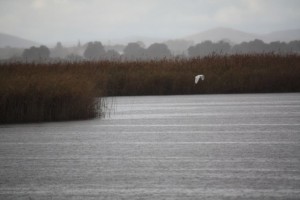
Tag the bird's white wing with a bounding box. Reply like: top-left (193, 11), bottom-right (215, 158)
top-left (195, 75), bottom-right (200, 84)
top-left (195, 74), bottom-right (204, 84)
top-left (200, 75), bottom-right (205, 81)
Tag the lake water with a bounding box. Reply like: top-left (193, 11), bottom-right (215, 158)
top-left (0, 93), bottom-right (300, 200)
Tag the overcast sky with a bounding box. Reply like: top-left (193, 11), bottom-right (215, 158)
top-left (0, 0), bottom-right (299, 45)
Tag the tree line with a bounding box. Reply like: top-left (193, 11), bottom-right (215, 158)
top-left (188, 39), bottom-right (300, 57)
top-left (16, 41), bottom-right (173, 62)
top-left (1, 39), bottom-right (300, 62)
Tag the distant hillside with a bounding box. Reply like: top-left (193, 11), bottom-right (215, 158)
top-left (184, 27), bottom-right (259, 44)
top-left (0, 33), bottom-right (39, 48)
top-left (183, 27), bottom-right (300, 44)
top-left (262, 29), bottom-right (300, 43)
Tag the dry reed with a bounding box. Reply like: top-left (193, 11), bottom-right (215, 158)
top-left (1, 54), bottom-right (299, 123)
top-left (0, 63), bottom-right (101, 123)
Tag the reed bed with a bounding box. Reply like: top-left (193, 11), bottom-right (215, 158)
top-left (1, 54), bottom-right (300, 123)
top-left (0, 63), bottom-right (101, 123)
top-left (92, 54), bottom-right (300, 96)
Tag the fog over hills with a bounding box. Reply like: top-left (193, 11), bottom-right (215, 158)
top-left (261, 29), bottom-right (300, 43)
top-left (183, 27), bottom-right (300, 44)
top-left (184, 27), bottom-right (258, 44)
top-left (1, 27), bottom-right (300, 48)
top-left (0, 33), bottom-right (39, 48)
top-left (106, 28), bottom-right (300, 47)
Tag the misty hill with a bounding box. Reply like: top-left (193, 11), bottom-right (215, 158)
top-left (184, 27), bottom-right (300, 44)
top-left (184, 27), bottom-right (258, 44)
top-left (262, 29), bottom-right (300, 43)
top-left (0, 33), bottom-right (39, 48)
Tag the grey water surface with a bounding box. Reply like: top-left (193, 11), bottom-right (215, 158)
top-left (1, 93), bottom-right (300, 200)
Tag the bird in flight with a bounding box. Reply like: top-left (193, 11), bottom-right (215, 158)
top-left (195, 74), bottom-right (205, 84)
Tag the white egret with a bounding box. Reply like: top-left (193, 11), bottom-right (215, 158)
top-left (195, 74), bottom-right (205, 84)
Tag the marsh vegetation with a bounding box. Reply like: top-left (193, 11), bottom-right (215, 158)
top-left (1, 54), bottom-right (300, 123)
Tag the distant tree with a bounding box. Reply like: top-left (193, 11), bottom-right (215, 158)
top-left (39, 45), bottom-right (50, 58)
top-left (232, 39), bottom-right (271, 54)
top-left (223, 39), bottom-right (300, 54)
top-left (188, 40), bottom-right (231, 57)
top-left (231, 41), bottom-right (248, 54)
top-left (51, 42), bottom-right (68, 58)
top-left (269, 41), bottom-right (288, 53)
top-left (83, 41), bottom-right (106, 60)
top-left (247, 39), bottom-right (268, 53)
top-left (146, 43), bottom-right (172, 60)
top-left (123, 42), bottom-right (146, 60)
top-left (136, 41), bottom-right (146, 48)
top-left (287, 40), bottom-right (300, 53)
top-left (105, 50), bottom-right (120, 61)
top-left (200, 41), bottom-right (215, 55)
top-left (65, 54), bottom-right (84, 62)
top-left (22, 45), bottom-right (50, 61)
top-left (215, 41), bottom-right (231, 54)
top-left (188, 41), bottom-right (208, 57)
top-left (104, 44), bottom-right (125, 53)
